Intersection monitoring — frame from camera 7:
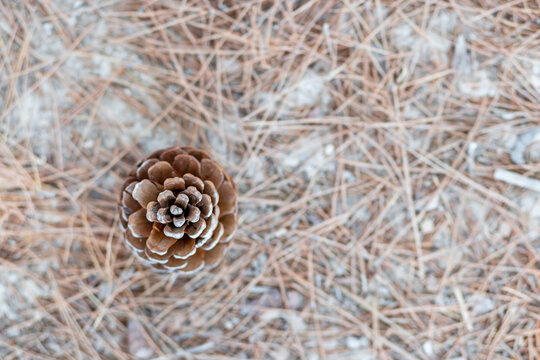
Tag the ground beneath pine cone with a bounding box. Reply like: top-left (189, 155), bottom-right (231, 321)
top-left (1, 1), bottom-right (540, 359)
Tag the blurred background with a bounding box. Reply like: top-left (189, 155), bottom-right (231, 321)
top-left (1, 0), bottom-right (539, 359)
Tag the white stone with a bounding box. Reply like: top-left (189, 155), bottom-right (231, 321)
top-left (421, 218), bottom-right (435, 234)
top-left (422, 341), bottom-right (433, 356)
top-left (346, 336), bottom-right (369, 349)
top-left (457, 69), bottom-right (497, 98)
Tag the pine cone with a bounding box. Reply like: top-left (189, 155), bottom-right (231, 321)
top-left (119, 146), bottom-right (238, 274)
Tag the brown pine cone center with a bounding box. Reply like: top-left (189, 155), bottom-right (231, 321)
top-left (132, 172), bottom-right (221, 250)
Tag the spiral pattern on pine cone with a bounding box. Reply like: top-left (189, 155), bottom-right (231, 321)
top-left (119, 146), bottom-right (238, 274)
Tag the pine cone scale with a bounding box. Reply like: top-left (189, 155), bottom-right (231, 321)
top-left (128, 209), bottom-right (153, 238)
top-left (147, 229), bottom-right (177, 255)
top-left (173, 155), bottom-right (201, 177)
top-left (132, 180), bottom-right (159, 207)
top-left (201, 159), bottom-right (224, 187)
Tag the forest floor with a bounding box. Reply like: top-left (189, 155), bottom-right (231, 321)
top-left (1, 1), bottom-right (540, 359)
